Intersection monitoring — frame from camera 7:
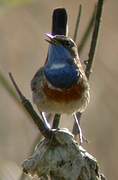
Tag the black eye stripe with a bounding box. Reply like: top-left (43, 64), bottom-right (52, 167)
top-left (62, 40), bottom-right (73, 48)
top-left (64, 41), bottom-right (71, 46)
top-left (54, 36), bottom-right (74, 48)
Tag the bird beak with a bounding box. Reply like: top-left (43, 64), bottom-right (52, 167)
top-left (45, 33), bottom-right (56, 45)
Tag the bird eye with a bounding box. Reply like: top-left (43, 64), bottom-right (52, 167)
top-left (63, 40), bottom-right (73, 48)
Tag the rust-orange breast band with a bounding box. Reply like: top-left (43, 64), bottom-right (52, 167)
top-left (43, 82), bottom-right (84, 103)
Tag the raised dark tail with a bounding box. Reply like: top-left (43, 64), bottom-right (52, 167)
top-left (52, 8), bottom-right (68, 36)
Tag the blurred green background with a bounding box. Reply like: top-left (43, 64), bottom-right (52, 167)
top-left (0, 0), bottom-right (118, 179)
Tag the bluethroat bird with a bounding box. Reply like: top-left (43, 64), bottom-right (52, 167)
top-left (31, 8), bottom-right (90, 143)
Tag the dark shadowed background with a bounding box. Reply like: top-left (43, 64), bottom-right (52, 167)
top-left (0, 0), bottom-right (117, 179)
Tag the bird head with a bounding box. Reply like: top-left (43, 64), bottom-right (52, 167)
top-left (45, 33), bottom-right (78, 58)
top-left (44, 34), bottom-right (80, 89)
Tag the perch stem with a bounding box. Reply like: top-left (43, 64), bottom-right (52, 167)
top-left (73, 4), bottom-right (82, 42)
top-left (85, 0), bottom-right (104, 79)
top-left (73, 0), bottom-right (104, 139)
top-left (52, 114), bottom-right (61, 129)
top-left (78, 5), bottom-right (96, 54)
top-left (9, 73), bottom-right (52, 139)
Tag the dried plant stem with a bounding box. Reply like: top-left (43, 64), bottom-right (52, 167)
top-left (52, 114), bottom-right (61, 129)
top-left (9, 73), bottom-right (52, 139)
top-left (73, 0), bottom-right (104, 138)
top-left (85, 0), bottom-right (104, 79)
top-left (78, 5), bottom-right (96, 54)
top-left (73, 4), bottom-right (82, 42)
top-left (0, 72), bottom-right (18, 103)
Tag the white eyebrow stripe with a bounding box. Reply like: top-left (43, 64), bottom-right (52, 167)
top-left (49, 63), bottom-right (66, 70)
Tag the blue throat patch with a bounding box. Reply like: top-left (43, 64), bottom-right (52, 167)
top-left (44, 65), bottom-right (79, 89)
top-left (44, 44), bottom-right (79, 89)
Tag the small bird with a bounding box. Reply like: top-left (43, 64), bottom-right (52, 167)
top-left (31, 34), bottom-right (90, 115)
top-left (31, 8), bottom-right (90, 143)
